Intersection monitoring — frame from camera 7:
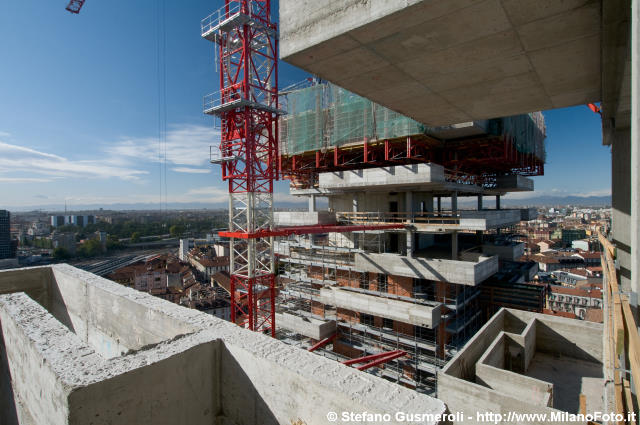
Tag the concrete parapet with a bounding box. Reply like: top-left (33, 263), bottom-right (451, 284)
top-left (439, 308), bottom-right (603, 424)
top-left (0, 264), bottom-right (447, 425)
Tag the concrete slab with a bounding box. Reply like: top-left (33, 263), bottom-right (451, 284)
top-left (275, 312), bottom-right (336, 340)
top-left (355, 252), bottom-right (498, 286)
top-left (319, 286), bottom-right (441, 328)
top-left (280, 0), bottom-right (602, 125)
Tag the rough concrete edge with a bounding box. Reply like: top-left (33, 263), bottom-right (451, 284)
top-left (0, 292), bottom-right (103, 390)
top-left (49, 265), bottom-right (447, 415)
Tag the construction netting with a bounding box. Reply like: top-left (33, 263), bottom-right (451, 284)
top-left (279, 82), bottom-right (546, 161)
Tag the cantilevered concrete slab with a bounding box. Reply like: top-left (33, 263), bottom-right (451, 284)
top-left (280, 0), bottom-right (601, 125)
top-left (275, 312), bottom-right (336, 340)
top-left (274, 211), bottom-right (336, 226)
top-left (355, 253), bottom-right (499, 286)
top-left (319, 163), bottom-right (444, 190)
top-left (319, 286), bottom-right (442, 328)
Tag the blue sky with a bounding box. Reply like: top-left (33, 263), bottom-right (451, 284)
top-left (0, 1), bottom-right (610, 210)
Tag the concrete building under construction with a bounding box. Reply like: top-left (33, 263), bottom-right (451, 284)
top-left (274, 80), bottom-right (545, 394)
top-left (0, 0), bottom-right (637, 423)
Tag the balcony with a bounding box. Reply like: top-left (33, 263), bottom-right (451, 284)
top-left (336, 209), bottom-right (522, 231)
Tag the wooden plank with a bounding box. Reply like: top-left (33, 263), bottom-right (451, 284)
top-left (620, 296), bottom-right (640, 400)
top-left (622, 378), bottom-right (636, 425)
top-left (579, 393), bottom-right (587, 414)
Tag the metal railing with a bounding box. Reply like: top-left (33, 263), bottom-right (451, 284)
top-left (203, 86), bottom-right (244, 113)
top-left (201, 2), bottom-right (243, 36)
top-left (599, 230), bottom-right (639, 421)
top-left (335, 211), bottom-right (461, 226)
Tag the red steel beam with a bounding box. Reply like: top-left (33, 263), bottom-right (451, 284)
top-left (356, 351), bottom-right (408, 371)
top-left (308, 333), bottom-right (337, 352)
top-left (342, 349), bottom-right (405, 366)
top-left (219, 223), bottom-right (405, 239)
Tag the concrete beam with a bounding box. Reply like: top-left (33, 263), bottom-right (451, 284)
top-left (319, 287), bottom-right (441, 328)
top-left (275, 312), bottom-right (336, 340)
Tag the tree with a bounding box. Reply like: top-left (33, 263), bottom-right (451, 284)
top-left (78, 239), bottom-right (101, 258)
top-left (130, 232), bottom-right (141, 243)
top-left (53, 247), bottom-right (71, 260)
top-left (169, 224), bottom-right (185, 238)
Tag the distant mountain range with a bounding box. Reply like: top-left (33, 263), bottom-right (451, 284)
top-left (492, 195), bottom-right (611, 207)
top-left (7, 195), bottom-right (610, 212)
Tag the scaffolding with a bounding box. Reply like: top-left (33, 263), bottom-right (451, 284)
top-left (278, 81), bottom-right (546, 188)
top-left (275, 229), bottom-right (484, 395)
top-left (280, 82), bottom-right (545, 161)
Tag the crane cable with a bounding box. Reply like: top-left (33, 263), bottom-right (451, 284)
top-left (156, 0), bottom-right (168, 215)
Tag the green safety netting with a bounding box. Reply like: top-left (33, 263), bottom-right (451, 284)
top-left (279, 82), bottom-right (545, 162)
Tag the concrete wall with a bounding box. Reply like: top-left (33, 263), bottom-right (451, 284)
top-left (0, 265), bottom-right (448, 425)
top-left (474, 332), bottom-right (552, 408)
top-left (67, 341), bottom-right (219, 425)
top-left (275, 312), bottom-right (336, 340)
top-left (0, 293), bottom-right (73, 425)
top-left (520, 207), bottom-right (539, 221)
top-left (274, 211), bottom-right (336, 227)
top-left (0, 266), bottom-right (52, 307)
top-left (494, 175), bottom-right (534, 192)
top-left (319, 164), bottom-right (445, 190)
top-left (50, 267), bottom-right (197, 358)
top-left (355, 252), bottom-right (498, 286)
top-left (611, 129), bottom-right (632, 293)
top-left (482, 243), bottom-right (525, 261)
top-left (510, 310), bottom-right (603, 362)
top-left (459, 209), bottom-right (522, 228)
top-left (438, 309), bottom-right (601, 424)
top-left (319, 287), bottom-right (441, 328)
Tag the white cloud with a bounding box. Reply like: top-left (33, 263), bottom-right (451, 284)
top-left (0, 141), bottom-right (148, 181)
top-left (105, 124), bottom-right (220, 167)
top-left (172, 167), bottom-right (212, 174)
top-left (0, 177), bottom-right (54, 183)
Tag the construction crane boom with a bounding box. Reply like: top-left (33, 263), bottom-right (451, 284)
top-left (66, 0), bottom-right (85, 14)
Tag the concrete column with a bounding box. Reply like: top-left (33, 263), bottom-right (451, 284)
top-left (308, 194), bottom-right (317, 213)
top-left (632, 0), bottom-right (640, 304)
top-left (352, 194), bottom-right (358, 213)
top-left (405, 191), bottom-right (413, 221)
top-left (477, 195), bottom-right (483, 210)
top-left (406, 230), bottom-right (414, 257)
top-left (451, 231), bottom-right (458, 260)
top-left (451, 192), bottom-right (458, 213)
top-left (437, 196), bottom-right (441, 213)
top-left (496, 195), bottom-right (501, 210)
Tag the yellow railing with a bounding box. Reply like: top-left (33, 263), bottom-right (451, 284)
top-left (599, 231), bottom-right (639, 422)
